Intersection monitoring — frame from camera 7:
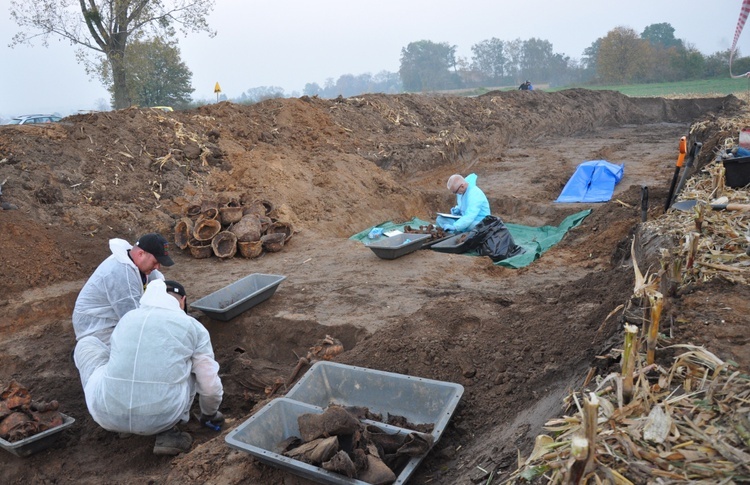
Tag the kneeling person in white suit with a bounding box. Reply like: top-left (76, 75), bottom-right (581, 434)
top-left (74, 279), bottom-right (224, 455)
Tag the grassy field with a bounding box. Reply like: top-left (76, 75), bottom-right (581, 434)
top-left (562, 78), bottom-right (750, 98)
top-left (459, 78), bottom-right (750, 98)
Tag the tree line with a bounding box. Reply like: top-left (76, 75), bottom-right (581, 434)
top-left (212, 22), bottom-right (750, 104)
top-left (8, 1), bottom-right (749, 108)
top-left (304, 22), bottom-right (748, 98)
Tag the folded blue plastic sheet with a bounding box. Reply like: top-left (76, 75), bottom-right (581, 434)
top-left (555, 160), bottom-right (624, 203)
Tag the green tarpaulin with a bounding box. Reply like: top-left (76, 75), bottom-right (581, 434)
top-left (499, 210), bottom-right (591, 268)
top-left (350, 210), bottom-right (591, 269)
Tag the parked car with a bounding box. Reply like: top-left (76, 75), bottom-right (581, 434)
top-left (150, 106), bottom-right (173, 112)
top-left (6, 114), bottom-right (63, 125)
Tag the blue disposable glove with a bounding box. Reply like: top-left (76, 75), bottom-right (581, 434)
top-left (450, 206), bottom-right (461, 215)
top-left (200, 411), bottom-right (225, 431)
top-left (443, 224), bottom-right (456, 232)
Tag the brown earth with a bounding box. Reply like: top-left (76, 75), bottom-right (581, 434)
top-left (0, 89), bottom-right (748, 484)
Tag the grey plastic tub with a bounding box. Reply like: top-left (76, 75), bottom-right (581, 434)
top-left (190, 273), bottom-right (286, 321)
top-left (0, 413), bottom-right (75, 457)
top-left (226, 363), bottom-right (463, 484)
top-left (226, 398), bottom-right (417, 485)
top-left (428, 233), bottom-right (471, 254)
top-left (286, 361), bottom-right (464, 442)
top-left (365, 233), bottom-right (431, 260)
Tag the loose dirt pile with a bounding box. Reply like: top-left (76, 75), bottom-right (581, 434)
top-left (0, 90), bottom-right (748, 484)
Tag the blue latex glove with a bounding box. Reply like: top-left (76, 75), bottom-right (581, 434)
top-left (443, 224), bottom-right (455, 232)
top-left (200, 411), bottom-right (225, 431)
top-left (450, 206), bottom-right (461, 215)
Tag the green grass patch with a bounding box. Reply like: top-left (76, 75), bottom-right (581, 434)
top-left (444, 78), bottom-right (750, 98)
top-left (552, 78), bottom-right (750, 97)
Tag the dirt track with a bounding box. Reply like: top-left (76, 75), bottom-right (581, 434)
top-left (0, 90), bottom-right (748, 484)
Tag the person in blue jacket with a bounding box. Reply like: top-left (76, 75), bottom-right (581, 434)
top-left (437, 173), bottom-right (491, 233)
top-left (518, 80), bottom-right (533, 90)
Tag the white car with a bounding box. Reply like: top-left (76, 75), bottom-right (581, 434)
top-left (7, 114), bottom-right (63, 125)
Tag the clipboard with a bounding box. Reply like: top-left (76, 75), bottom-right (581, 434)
top-left (436, 212), bottom-right (460, 220)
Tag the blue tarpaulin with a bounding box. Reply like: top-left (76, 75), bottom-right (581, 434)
top-left (555, 160), bottom-right (624, 203)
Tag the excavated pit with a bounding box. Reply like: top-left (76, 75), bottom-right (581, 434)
top-left (0, 90), bottom-right (747, 484)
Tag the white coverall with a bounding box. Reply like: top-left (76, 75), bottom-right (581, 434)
top-left (74, 280), bottom-right (223, 435)
top-left (72, 238), bottom-right (164, 343)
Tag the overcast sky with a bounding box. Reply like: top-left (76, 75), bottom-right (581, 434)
top-left (0, 0), bottom-right (745, 118)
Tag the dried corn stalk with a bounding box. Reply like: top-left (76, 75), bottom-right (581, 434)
top-left (645, 292), bottom-right (663, 365)
top-left (622, 324), bottom-right (638, 402)
top-left (506, 345), bottom-right (750, 484)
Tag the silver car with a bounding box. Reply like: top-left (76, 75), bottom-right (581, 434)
top-left (7, 114), bottom-right (63, 125)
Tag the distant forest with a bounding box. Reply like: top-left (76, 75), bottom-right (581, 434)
top-left (226, 22), bottom-right (750, 104)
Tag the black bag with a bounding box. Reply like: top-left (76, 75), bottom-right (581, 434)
top-left (462, 215), bottom-right (525, 262)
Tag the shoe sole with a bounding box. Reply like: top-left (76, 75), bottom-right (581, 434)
top-left (153, 446), bottom-right (188, 456)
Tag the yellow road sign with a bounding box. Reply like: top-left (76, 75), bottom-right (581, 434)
top-left (214, 82), bottom-right (222, 93)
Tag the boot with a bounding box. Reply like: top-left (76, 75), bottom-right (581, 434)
top-left (153, 427), bottom-right (193, 456)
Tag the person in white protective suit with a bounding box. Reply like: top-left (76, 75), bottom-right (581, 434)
top-left (74, 279), bottom-right (224, 456)
top-left (436, 173), bottom-right (491, 233)
top-left (72, 233), bottom-right (174, 345)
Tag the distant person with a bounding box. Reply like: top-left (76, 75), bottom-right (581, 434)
top-left (74, 279), bottom-right (224, 456)
top-left (436, 173), bottom-right (491, 233)
top-left (72, 233), bottom-right (174, 345)
top-left (518, 80), bottom-right (533, 91)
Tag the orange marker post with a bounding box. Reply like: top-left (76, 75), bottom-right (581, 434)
top-left (665, 136), bottom-right (687, 212)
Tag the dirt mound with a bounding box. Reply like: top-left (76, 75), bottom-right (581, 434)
top-left (0, 90), bottom-right (747, 484)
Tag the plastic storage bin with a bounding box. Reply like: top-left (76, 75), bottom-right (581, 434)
top-left (190, 273), bottom-right (286, 321)
top-left (226, 362), bottom-right (463, 484)
top-left (365, 233), bottom-right (431, 260)
top-left (723, 157), bottom-right (750, 188)
top-left (0, 413), bottom-right (75, 457)
top-left (428, 234), bottom-right (472, 254)
top-left (226, 398), bottom-right (417, 485)
top-left (285, 361), bottom-right (464, 441)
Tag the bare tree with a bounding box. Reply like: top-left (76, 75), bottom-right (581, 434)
top-left (9, 0), bottom-right (215, 109)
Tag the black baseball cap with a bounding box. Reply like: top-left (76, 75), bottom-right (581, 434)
top-left (165, 280), bottom-right (188, 313)
top-left (164, 280), bottom-right (186, 297)
top-left (135, 233), bottom-right (175, 266)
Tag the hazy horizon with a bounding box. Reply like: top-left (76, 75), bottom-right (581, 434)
top-left (0, 1), bottom-right (744, 118)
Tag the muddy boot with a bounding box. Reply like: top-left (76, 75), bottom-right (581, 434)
top-left (153, 427), bottom-right (193, 456)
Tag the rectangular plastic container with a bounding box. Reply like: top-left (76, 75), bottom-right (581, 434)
top-left (286, 361), bottom-right (463, 445)
top-left (723, 157), bottom-right (750, 188)
top-left (190, 273), bottom-right (286, 321)
top-left (226, 363), bottom-right (463, 484)
top-left (365, 233), bottom-right (431, 260)
top-left (428, 234), bottom-right (471, 254)
top-left (226, 398), bottom-right (417, 485)
top-left (0, 413), bottom-right (75, 457)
